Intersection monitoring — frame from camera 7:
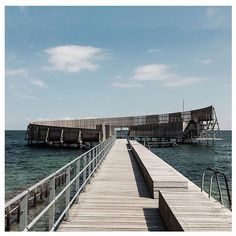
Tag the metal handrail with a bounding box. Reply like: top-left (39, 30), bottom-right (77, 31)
top-left (5, 135), bottom-right (116, 231)
top-left (201, 167), bottom-right (231, 210)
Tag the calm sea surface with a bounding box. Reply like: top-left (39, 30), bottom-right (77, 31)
top-left (151, 130), bottom-right (232, 206)
top-left (5, 130), bottom-right (231, 206)
top-left (5, 130), bottom-right (87, 201)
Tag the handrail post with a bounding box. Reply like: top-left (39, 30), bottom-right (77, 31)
top-left (83, 155), bottom-right (87, 185)
top-left (89, 151), bottom-right (92, 175)
top-left (86, 153), bottom-right (90, 176)
top-left (219, 172), bottom-right (232, 209)
top-left (96, 145), bottom-right (100, 168)
top-left (215, 173), bottom-right (224, 205)
top-left (19, 193), bottom-right (28, 231)
top-left (65, 166), bottom-right (71, 221)
top-left (92, 149), bottom-right (95, 172)
top-left (48, 176), bottom-right (55, 230)
top-left (87, 151), bottom-right (91, 182)
top-left (209, 173), bottom-right (215, 199)
top-left (100, 144), bottom-right (103, 162)
top-left (96, 146), bottom-right (100, 166)
top-left (223, 175), bottom-right (232, 208)
top-left (201, 171), bottom-right (206, 192)
top-left (75, 160), bottom-right (80, 204)
top-left (94, 148), bottom-right (96, 168)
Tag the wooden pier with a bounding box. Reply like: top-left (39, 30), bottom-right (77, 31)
top-left (58, 139), bottom-right (231, 231)
top-left (58, 139), bottom-right (166, 231)
top-left (5, 137), bottom-right (231, 231)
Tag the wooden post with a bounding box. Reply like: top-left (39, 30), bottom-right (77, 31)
top-left (60, 129), bottom-right (64, 146)
top-left (45, 128), bottom-right (50, 144)
top-left (40, 186), bottom-right (43, 201)
top-left (5, 207), bottom-right (11, 231)
top-left (36, 127), bottom-right (39, 144)
top-left (78, 130), bottom-right (82, 148)
top-left (99, 131), bottom-right (102, 142)
top-left (33, 189), bottom-right (37, 207)
top-left (17, 204), bottom-right (20, 223)
top-left (102, 123), bottom-right (106, 142)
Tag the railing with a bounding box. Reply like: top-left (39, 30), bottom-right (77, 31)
top-left (5, 135), bottom-right (116, 231)
top-left (201, 167), bottom-right (231, 210)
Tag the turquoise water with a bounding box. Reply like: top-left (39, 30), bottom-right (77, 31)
top-left (5, 130), bottom-right (231, 207)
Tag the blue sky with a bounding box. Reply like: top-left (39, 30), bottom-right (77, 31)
top-left (5, 6), bottom-right (231, 130)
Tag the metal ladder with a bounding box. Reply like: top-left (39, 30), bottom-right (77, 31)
top-left (201, 167), bottom-right (231, 210)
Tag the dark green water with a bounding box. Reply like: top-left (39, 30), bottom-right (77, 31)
top-left (5, 130), bottom-right (231, 207)
top-left (5, 130), bottom-right (87, 201)
top-left (151, 130), bottom-right (232, 206)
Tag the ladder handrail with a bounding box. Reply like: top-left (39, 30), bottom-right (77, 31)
top-left (201, 167), bottom-right (231, 210)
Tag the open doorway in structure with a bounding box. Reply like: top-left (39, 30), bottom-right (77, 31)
top-left (115, 127), bottom-right (129, 139)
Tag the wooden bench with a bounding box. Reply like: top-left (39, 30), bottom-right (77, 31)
top-left (159, 190), bottom-right (232, 231)
top-left (129, 140), bottom-right (188, 199)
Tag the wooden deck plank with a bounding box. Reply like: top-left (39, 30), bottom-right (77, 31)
top-left (57, 139), bottom-right (167, 231)
top-left (57, 139), bottom-right (231, 232)
top-left (129, 140), bottom-right (232, 231)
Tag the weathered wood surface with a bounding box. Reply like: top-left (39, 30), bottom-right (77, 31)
top-left (129, 140), bottom-right (188, 198)
top-left (58, 139), bottom-right (231, 231)
top-left (129, 140), bottom-right (231, 231)
top-left (159, 190), bottom-right (232, 231)
top-left (57, 139), bottom-right (167, 231)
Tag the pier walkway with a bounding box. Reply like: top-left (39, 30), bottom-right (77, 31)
top-left (58, 139), bottom-right (166, 231)
top-left (5, 137), bottom-right (231, 231)
top-left (58, 138), bottom-right (231, 232)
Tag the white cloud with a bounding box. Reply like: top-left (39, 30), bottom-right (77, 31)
top-left (194, 7), bottom-right (229, 30)
top-left (146, 48), bottom-right (160, 54)
top-left (203, 7), bottom-right (227, 29)
top-left (31, 79), bottom-right (47, 89)
top-left (45, 45), bottom-right (107, 73)
top-left (164, 77), bottom-right (203, 87)
top-left (132, 64), bottom-right (172, 81)
top-left (6, 52), bottom-right (19, 63)
top-left (111, 63), bottom-right (204, 89)
top-left (110, 82), bottom-right (142, 88)
top-left (6, 68), bottom-right (28, 77)
top-left (6, 69), bottom-right (47, 100)
top-left (201, 58), bottom-right (212, 64)
top-left (9, 85), bottom-right (38, 101)
top-left (196, 58), bottom-right (213, 64)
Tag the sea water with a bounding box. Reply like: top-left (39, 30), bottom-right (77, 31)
top-left (5, 130), bottom-right (231, 207)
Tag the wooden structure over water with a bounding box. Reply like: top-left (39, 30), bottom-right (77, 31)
top-left (26, 105), bottom-right (221, 147)
top-left (59, 139), bottom-right (231, 231)
top-left (59, 139), bottom-right (166, 231)
top-left (5, 137), bottom-right (231, 231)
